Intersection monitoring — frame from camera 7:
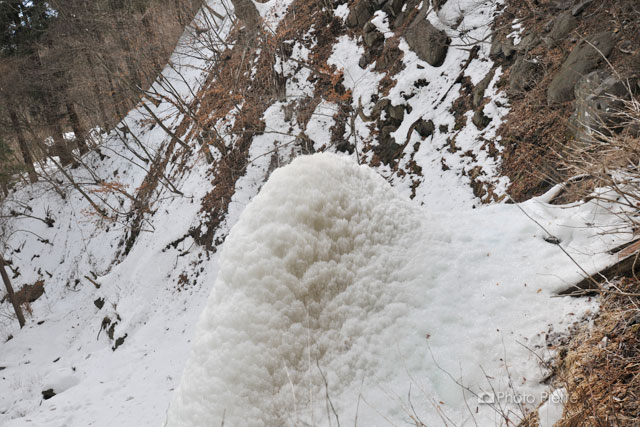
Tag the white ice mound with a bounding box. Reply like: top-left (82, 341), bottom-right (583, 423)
top-left (166, 153), bottom-right (426, 426)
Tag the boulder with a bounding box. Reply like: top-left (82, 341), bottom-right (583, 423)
top-left (371, 98), bottom-right (391, 120)
top-left (382, 0), bottom-right (404, 18)
top-left (374, 126), bottom-right (403, 165)
top-left (547, 32), bottom-right (616, 104)
top-left (545, 12), bottom-right (577, 46)
top-left (392, 0), bottom-right (421, 29)
top-left (509, 56), bottom-right (542, 92)
top-left (405, 18), bottom-right (450, 67)
top-left (363, 28), bottom-right (384, 48)
top-left (42, 389), bottom-right (56, 400)
top-left (414, 118), bottom-right (435, 138)
top-left (347, 0), bottom-right (375, 28)
top-left (572, 0), bottom-right (594, 16)
top-left (473, 68), bottom-right (496, 107)
top-left (387, 104), bottom-right (405, 124)
top-left (518, 32), bottom-right (540, 52)
top-left (472, 110), bottom-right (491, 129)
top-left (490, 35), bottom-right (516, 60)
top-left (568, 70), bottom-right (629, 142)
top-left (358, 52), bottom-right (371, 69)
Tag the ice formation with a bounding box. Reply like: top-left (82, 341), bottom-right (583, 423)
top-left (166, 153), bottom-right (426, 426)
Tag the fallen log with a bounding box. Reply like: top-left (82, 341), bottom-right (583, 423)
top-left (559, 251), bottom-right (640, 296)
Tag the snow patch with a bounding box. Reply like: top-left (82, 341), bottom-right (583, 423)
top-left (538, 388), bottom-right (567, 427)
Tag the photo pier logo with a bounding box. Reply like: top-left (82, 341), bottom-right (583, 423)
top-left (477, 390), bottom-right (572, 406)
top-left (477, 392), bottom-right (495, 405)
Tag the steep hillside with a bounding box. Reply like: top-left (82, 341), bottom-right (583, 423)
top-left (0, 0), bottom-right (636, 426)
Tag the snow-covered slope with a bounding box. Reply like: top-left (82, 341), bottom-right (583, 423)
top-left (0, 0), bottom-right (629, 426)
top-left (166, 153), bottom-right (617, 426)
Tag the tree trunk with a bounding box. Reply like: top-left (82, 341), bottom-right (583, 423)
top-left (84, 52), bottom-right (111, 131)
top-left (66, 102), bottom-right (89, 155)
top-left (0, 255), bottom-right (25, 328)
top-left (8, 109), bottom-right (38, 183)
top-left (52, 122), bottom-right (74, 166)
top-left (107, 72), bottom-right (126, 121)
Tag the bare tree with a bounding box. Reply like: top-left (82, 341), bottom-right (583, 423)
top-left (0, 254), bottom-right (25, 328)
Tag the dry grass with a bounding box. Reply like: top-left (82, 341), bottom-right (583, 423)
top-left (552, 278), bottom-right (640, 426)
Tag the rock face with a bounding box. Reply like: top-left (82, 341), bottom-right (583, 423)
top-left (572, 0), bottom-right (594, 16)
top-left (509, 56), bottom-right (542, 92)
top-left (545, 12), bottom-right (577, 47)
top-left (382, 0), bottom-right (404, 18)
top-left (473, 68), bottom-right (495, 108)
top-left (347, 0), bottom-right (375, 28)
top-left (490, 35), bottom-right (516, 60)
top-left (41, 389), bottom-right (56, 400)
top-left (547, 32), bottom-right (616, 104)
top-left (569, 70), bottom-right (629, 142)
top-left (472, 110), bottom-right (491, 130)
top-left (374, 101), bottom-right (405, 164)
top-left (392, 0), bottom-right (421, 28)
top-left (414, 118), bottom-right (435, 138)
top-left (363, 22), bottom-right (384, 48)
top-left (518, 32), bottom-right (540, 53)
top-left (405, 18), bottom-right (450, 67)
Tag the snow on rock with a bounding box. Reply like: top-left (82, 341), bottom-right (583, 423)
top-left (166, 153), bottom-right (426, 426)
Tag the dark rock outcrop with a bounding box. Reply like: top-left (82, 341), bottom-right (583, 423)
top-left (490, 35), bottom-right (516, 60)
top-left (413, 118), bottom-right (435, 138)
top-left (518, 32), bottom-right (540, 53)
top-left (572, 0), bottom-right (594, 16)
top-left (382, 0), bottom-right (404, 18)
top-left (405, 17), bottom-right (450, 67)
top-left (569, 70), bottom-right (629, 142)
top-left (347, 0), bottom-right (375, 28)
top-left (472, 110), bottom-right (491, 130)
top-left (544, 12), bottom-right (577, 47)
top-left (363, 22), bottom-right (385, 48)
top-left (42, 389), bottom-right (56, 400)
top-left (547, 32), bottom-right (616, 104)
top-left (473, 68), bottom-right (496, 108)
top-left (509, 56), bottom-right (542, 92)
